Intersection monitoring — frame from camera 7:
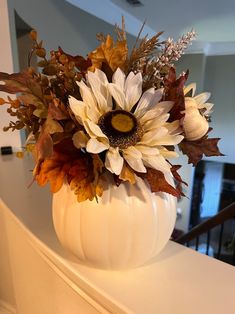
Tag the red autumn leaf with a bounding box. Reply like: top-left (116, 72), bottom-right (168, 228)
top-left (58, 47), bottom-right (92, 72)
top-left (164, 67), bottom-right (189, 121)
top-left (137, 168), bottom-right (183, 198)
top-left (179, 129), bottom-right (224, 166)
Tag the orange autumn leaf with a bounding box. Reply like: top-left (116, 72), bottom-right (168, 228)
top-left (70, 177), bottom-right (95, 202)
top-left (69, 154), bottom-right (104, 202)
top-left (35, 146), bottom-right (105, 201)
top-left (88, 35), bottom-right (128, 72)
top-left (35, 153), bottom-right (71, 192)
top-left (0, 98), bottom-right (6, 105)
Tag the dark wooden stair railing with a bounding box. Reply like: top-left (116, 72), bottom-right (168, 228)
top-left (175, 202), bottom-right (235, 265)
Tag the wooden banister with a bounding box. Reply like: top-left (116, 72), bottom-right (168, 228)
top-left (176, 202), bottom-right (235, 244)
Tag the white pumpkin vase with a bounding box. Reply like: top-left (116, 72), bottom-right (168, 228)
top-left (52, 176), bottom-right (176, 270)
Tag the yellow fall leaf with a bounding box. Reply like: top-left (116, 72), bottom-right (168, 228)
top-left (119, 163), bottom-right (136, 184)
top-left (88, 35), bottom-right (128, 72)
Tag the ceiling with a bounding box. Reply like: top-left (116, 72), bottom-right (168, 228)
top-left (66, 0), bottom-right (235, 55)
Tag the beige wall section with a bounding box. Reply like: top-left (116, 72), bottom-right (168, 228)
top-left (0, 0), bottom-right (22, 149)
top-left (204, 55), bottom-right (235, 164)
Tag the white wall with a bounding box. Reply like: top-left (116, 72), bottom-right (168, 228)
top-left (9, 0), bottom-right (135, 56)
top-left (204, 55), bottom-right (235, 164)
top-left (174, 54), bottom-right (206, 231)
top-left (1, 0), bottom-right (135, 149)
top-left (175, 52), bottom-right (235, 231)
top-left (0, 0), bottom-right (21, 150)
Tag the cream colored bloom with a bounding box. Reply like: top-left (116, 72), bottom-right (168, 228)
top-left (183, 83), bottom-right (214, 141)
top-left (69, 68), bottom-right (183, 175)
top-left (184, 83), bottom-right (214, 115)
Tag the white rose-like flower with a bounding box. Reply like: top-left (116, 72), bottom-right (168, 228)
top-left (69, 68), bottom-right (183, 176)
top-left (183, 83), bottom-right (214, 141)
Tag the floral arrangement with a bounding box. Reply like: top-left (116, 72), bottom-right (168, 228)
top-left (0, 20), bottom-right (223, 202)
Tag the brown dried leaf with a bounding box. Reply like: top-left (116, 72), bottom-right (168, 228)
top-left (164, 67), bottom-right (189, 121)
top-left (179, 129), bottom-right (224, 166)
top-left (58, 47), bottom-right (92, 72)
top-left (37, 60), bottom-right (49, 67)
top-left (44, 117), bottom-right (63, 134)
top-left (0, 72), bottom-right (31, 94)
top-left (170, 164), bottom-right (188, 186)
top-left (17, 94), bottom-right (44, 107)
top-left (137, 168), bottom-right (182, 197)
top-left (36, 48), bottom-right (46, 58)
top-left (48, 102), bottom-right (69, 120)
top-left (33, 103), bottom-right (48, 118)
top-left (0, 71), bottom-right (45, 109)
top-left (35, 130), bottom-right (53, 160)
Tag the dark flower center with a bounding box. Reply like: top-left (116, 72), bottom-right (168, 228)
top-left (98, 110), bottom-right (143, 149)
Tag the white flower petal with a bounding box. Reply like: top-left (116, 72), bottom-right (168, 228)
top-left (135, 145), bottom-right (159, 156)
top-left (77, 80), bottom-right (97, 109)
top-left (72, 131), bottom-right (88, 148)
top-left (124, 72), bottom-right (142, 111)
top-left (194, 92), bottom-right (211, 106)
top-left (108, 83), bottom-right (127, 109)
top-left (142, 114), bottom-right (170, 132)
top-left (184, 83), bottom-right (196, 97)
top-left (93, 69), bottom-right (113, 110)
top-left (69, 96), bottom-right (86, 124)
top-left (123, 146), bottom-right (142, 158)
top-left (154, 134), bottom-right (184, 146)
top-left (86, 138), bottom-right (109, 153)
top-left (140, 128), bottom-right (169, 146)
top-left (140, 101), bottom-right (173, 125)
top-left (124, 71), bottom-right (135, 87)
top-left (152, 101), bottom-right (174, 114)
top-left (135, 88), bottom-right (164, 119)
top-left (200, 103), bottom-right (214, 115)
top-left (94, 68), bottom-right (109, 85)
top-left (87, 72), bottom-right (109, 114)
top-left (112, 68), bottom-right (125, 91)
top-left (83, 120), bottom-right (107, 139)
top-left (164, 120), bottom-right (182, 135)
top-left (123, 146), bottom-right (146, 173)
top-left (158, 147), bottom-right (179, 158)
top-left (142, 155), bottom-right (171, 173)
top-left (134, 88), bottom-right (155, 118)
top-left (86, 106), bottom-right (101, 124)
top-left (147, 88), bottom-right (164, 110)
top-left (105, 147), bottom-right (124, 175)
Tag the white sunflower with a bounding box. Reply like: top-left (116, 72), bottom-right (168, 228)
top-left (182, 83), bottom-right (214, 141)
top-left (69, 68), bottom-right (183, 176)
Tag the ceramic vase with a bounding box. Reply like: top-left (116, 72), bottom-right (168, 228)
top-left (52, 176), bottom-right (176, 270)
